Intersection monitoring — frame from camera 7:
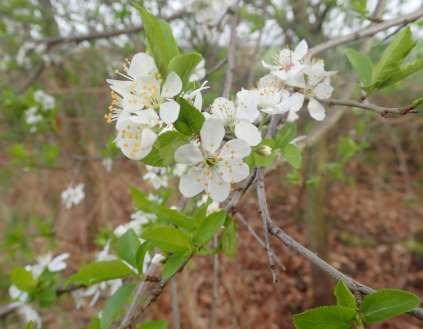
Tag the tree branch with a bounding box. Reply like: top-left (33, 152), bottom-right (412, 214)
top-left (309, 8), bottom-right (423, 56)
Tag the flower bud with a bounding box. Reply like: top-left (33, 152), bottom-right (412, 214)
top-left (257, 145), bottom-right (272, 156)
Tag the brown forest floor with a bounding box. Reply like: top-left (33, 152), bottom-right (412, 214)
top-left (2, 153), bottom-right (423, 329)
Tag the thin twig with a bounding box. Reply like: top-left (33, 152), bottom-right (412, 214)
top-left (308, 8), bottom-right (423, 56)
top-left (256, 169), bottom-right (278, 283)
top-left (234, 212), bottom-right (285, 270)
top-left (170, 278), bottom-right (181, 329)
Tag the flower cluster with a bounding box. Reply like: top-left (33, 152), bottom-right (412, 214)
top-left (61, 183), bottom-right (85, 209)
top-left (24, 90), bottom-right (56, 132)
top-left (106, 40), bottom-right (334, 202)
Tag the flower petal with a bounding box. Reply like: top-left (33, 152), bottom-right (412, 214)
top-left (128, 52), bottom-right (158, 79)
top-left (236, 89), bottom-right (259, 122)
top-left (210, 97), bottom-right (236, 123)
top-left (207, 171), bottom-right (230, 202)
top-left (116, 122), bottom-right (157, 160)
top-left (159, 100), bottom-right (180, 124)
top-left (161, 72), bottom-right (182, 98)
top-left (234, 121), bottom-right (262, 146)
top-left (307, 98), bottom-right (326, 121)
top-left (200, 118), bottom-right (225, 154)
top-left (179, 168), bottom-right (205, 198)
top-left (287, 110), bottom-right (299, 122)
top-left (106, 79), bottom-right (132, 97)
top-left (219, 139), bottom-right (251, 160)
top-left (294, 40), bottom-right (308, 60)
top-left (130, 108), bottom-right (159, 126)
top-left (193, 92), bottom-right (202, 110)
top-left (175, 144), bottom-right (203, 165)
top-left (280, 92), bottom-right (305, 113)
top-left (314, 81), bottom-right (333, 99)
top-left (218, 160), bottom-right (249, 183)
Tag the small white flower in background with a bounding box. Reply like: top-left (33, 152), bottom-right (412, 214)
top-left (148, 193), bottom-right (163, 203)
top-left (107, 52), bottom-right (183, 125)
top-left (209, 90), bottom-right (262, 146)
top-left (25, 106), bottom-right (43, 126)
top-left (16, 42), bottom-right (46, 69)
top-left (264, 40), bottom-right (308, 85)
top-left (255, 74), bottom-right (286, 113)
top-left (34, 90), bottom-right (55, 110)
top-left (17, 304), bottom-right (42, 329)
top-left (31, 253), bottom-right (70, 278)
top-left (9, 285), bottom-right (29, 303)
top-left (102, 157), bottom-right (113, 172)
top-left (143, 165), bottom-right (169, 189)
top-left (61, 183), bottom-right (85, 209)
top-left (190, 0), bottom-right (236, 26)
top-left (175, 118), bottom-right (251, 202)
top-left (114, 210), bottom-right (154, 237)
top-left (115, 109), bottom-right (159, 160)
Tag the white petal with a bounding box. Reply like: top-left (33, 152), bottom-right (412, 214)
top-left (159, 100), bottom-right (180, 124)
top-left (307, 98), bottom-right (326, 121)
top-left (210, 97), bottom-right (236, 123)
top-left (236, 89), bottom-right (259, 122)
top-left (193, 93), bottom-right (202, 110)
top-left (219, 139), bottom-right (251, 160)
top-left (280, 92), bottom-right (305, 113)
top-left (128, 52), bottom-right (158, 79)
top-left (287, 110), bottom-right (299, 122)
top-left (218, 160), bottom-right (249, 183)
top-left (130, 108), bottom-right (159, 126)
top-left (207, 172), bottom-right (230, 202)
top-left (234, 121), bottom-right (262, 146)
top-left (294, 40), bottom-right (308, 60)
top-left (175, 144), bottom-right (203, 165)
top-left (200, 118), bottom-right (225, 154)
top-left (161, 72), bottom-right (182, 98)
top-left (117, 123), bottom-right (157, 160)
top-left (107, 79), bottom-right (132, 97)
top-left (179, 168), bottom-right (205, 198)
top-left (314, 81), bottom-right (333, 99)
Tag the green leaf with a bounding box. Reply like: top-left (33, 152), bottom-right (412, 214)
top-left (115, 229), bottom-right (142, 270)
top-left (281, 143), bottom-right (302, 169)
top-left (293, 305), bottom-right (356, 329)
top-left (25, 321), bottom-right (35, 329)
top-left (137, 320), bottom-right (168, 329)
top-left (88, 317), bottom-right (101, 329)
top-left (66, 260), bottom-right (135, 286)
top-left (168, 52), bottom-right (203, 88)
top-left (368, 27), bottom-right (416, 91)
top-left (163, 251), bottom-right (191, 280)
top-left (335, 281), bottom-right (356, 309)
top-left (100, 283), bottom-right (135, 329)
top-left (193, 210), bottom-right (227, 247)
top-left (142, 225), bottom-right (192, 253)
top-left (143, 131), bottom-right (189, 166)
top-left (136, 6), bottom-right (179, 76)
top-left (350, 0), bottom-right (368, 15)
top-left (131, 187), bottom-right (195, 230)
top-left (411, 97), bottom-right (423, 109)
top-left (275, 123), bottom-right (297, 148)
top-left (362, 289), bottom-right (421, 323)
top-left (387, 57), bottom-right (423, 85)
top-left (174, 98), bottom-right (205, 136)
top-left (345, 48), bottom-right (373, 86)
top-left (136, 241), bottom-right (152, 273)
top-left (10, 267), bottom-right (37, 292)
top-left (221, 216), bottom-right (237, 258)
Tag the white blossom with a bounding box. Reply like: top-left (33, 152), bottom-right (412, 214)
top-left (113, 210), bottom-right (154, 237)
top-left (9, 285), bottom-right (29, 303)
top-left (209, 90), bottom-right (262, 146)
top-left (17, 304), bottom-right (42, 329)
top-left (175, 118), bottom-right (251, 202)
top-left (25, 107), bottom-right (42, 126)
top-left (61, 183), bottom-right (85, 209)
top-left (263, 40), bottom-right (308, 85)
top-left (30, 253), bottom-right (70, 278)
top-left (34, 90), bottom-right (55, 110)
top-left (143, 165), bottom-right (169, 189)
top-left (107, 52), bottom-right (182, 125)
top-left (255, 74), bottom-right (287, 113)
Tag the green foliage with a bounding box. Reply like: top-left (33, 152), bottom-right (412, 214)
top-left (345, 48), bottom-right (373, 86)
top-left (275, 123), bottom-right (297, 148)
top-left (294, 306), bottom-right (356, 329)
top-left (361, 289), bottom-right (421, 323)
top-left (335, 281), bottom-right (357, 309)
top-left (294, 281), bottom-right (421, 328)
top-left (137, 320), bottom-right (168, 329)
top-left (25, 321), bottom-right (36, 329)
top-left (136, 6), bottom-right (179, 76)
top-left (220, 216), bottom-right (237, 258)
top-left (281, 144), bottom-right (302, 169)
top-left (131, 187), bottom-right (195, 230)
top-left (174, 98), bottom-right (205, 136)
top-left (168, 52), bottom-right (203, 88)
top-left (163, 251), bottom-right (190, 280)
top-left (100, 283), bottom-right (135, 329)
top-left (349, 0), bottom-right (368, 16)
top-left (115, 229), bottom-right (143, 271)
top-left (141, 225), bottom-right (192, 253)
top-left (143, 131), bottom-right (189, 166)
top-left (193, 210), bottom-right (227, 247)
top-left (10, 267), bottom-right (36, 291)
top-left (66, 260), bottom-right (135, 286)
top-left (366, 27), bottom-right (422, 92)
